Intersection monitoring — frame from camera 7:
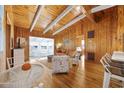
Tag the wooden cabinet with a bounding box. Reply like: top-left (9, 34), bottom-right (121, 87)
top-left (14, 48), bottom-right (24, 66)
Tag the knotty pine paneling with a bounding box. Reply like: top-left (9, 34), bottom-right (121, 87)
top-left (6, 25), bottom-right (12, 58)
top-left (117, 6), bottom-right (124, 51)
top-left (14, 26), bottom-right (53, 61)
top-left (14, 26), bottom-right (30, 61)
top-left (54, 21), bottom-right (83, 52)
top-left (6, 6), bottom-right (124, 63)
top-left (81, 7), bottom-right (118, 62)
top-left (54, 6), bottom-right (120, 63)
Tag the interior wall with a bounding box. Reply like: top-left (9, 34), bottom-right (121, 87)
top-left (6, 25), bottom-right (12, 58)
top-left (54, 6), bottom-right (123, 63)
top-left (5, 6), bottom-right (15, 69)
top-left (14, 26), bottom-right (30, 61)
top-left (14, 26), bottom-right (53, 61)
top-left (117, 6), bottom-right (124, 51)
top-left (83, 7), bottom-right (118, 62)
top-left (5, 6), bottom-right (124, 63)
top-left (54, 21), bottom-right (83, 54)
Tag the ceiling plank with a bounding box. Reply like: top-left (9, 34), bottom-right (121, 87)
top-left (43, 5), bottom-right (74, 34)
top-left (29, 5), bottom-right (44, 32)
top-left (53, 5), bottom-right (115, 35)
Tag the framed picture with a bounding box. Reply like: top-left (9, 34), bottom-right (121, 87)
top-left (88, 30), bottom-right (95, 38)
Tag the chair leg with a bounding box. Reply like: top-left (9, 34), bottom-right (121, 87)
top-left (103, 71), bottom-right (111, 88)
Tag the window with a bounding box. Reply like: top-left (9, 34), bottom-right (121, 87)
top-left (29, 36), bottom-right (54, 58)
top-left (0, 6), bottom-right (4, 52)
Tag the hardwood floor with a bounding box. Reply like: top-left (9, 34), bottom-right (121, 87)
top-left (31, 58), bottom-right (122, 88)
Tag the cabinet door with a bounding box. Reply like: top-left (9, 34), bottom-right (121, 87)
top-left (14, 49), bottom-right (24, 66)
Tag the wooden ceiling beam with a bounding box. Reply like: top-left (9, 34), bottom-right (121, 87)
top-left (91, 5), bottom-right (116, 13)
top-left (43, 5), bottom-right (74, 34)
top-left (52, 14), bottom-right (86, 35)
top-left (7, 12), bottom-right (12, 25)
top-left (53, 5), bottom-right (116, 35)
top-left (81, 6), bottom-right (96, 23)
top-left (29, 5), bottom-right (44, 32)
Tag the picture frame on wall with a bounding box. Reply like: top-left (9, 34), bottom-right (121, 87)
top-left (88, 30), bottom-right (95, 38)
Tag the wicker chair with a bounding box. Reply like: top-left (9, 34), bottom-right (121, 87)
top-left (6, 57), bottom-right (14, 69)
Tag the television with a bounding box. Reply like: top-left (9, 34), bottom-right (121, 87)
top-left (88, 30), bottom-right (95, 38)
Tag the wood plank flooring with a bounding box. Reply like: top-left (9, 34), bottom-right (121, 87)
top-left (31, 58), bottom-right (123, 88)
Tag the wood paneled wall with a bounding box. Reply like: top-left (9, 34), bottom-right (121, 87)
top-left (5, 6), bottom-right (124, 63)
top-left (54, 21), bottom-right (83, 52)
top-left (83, 7), bottom-right (118, 62)
top-left (117, 6), bottom-right (124, 51)
top-left (13, 26), bottom-right (53, 61)
top-left (54, 6), bottom-right (124, 63)
top-left (6, 25), bottom-right (12, 58)
top-left (5, 6), bottom-right (15, 59)
top-left (14, 26), bottom-right (30, 61)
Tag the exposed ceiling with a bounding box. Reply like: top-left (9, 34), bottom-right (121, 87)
top-left (12, 5), bottom-right (37, 28)
top-left (5, 5), bottom-right (93, 30)
top-left (5, 5), bottom-right (115, 37)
